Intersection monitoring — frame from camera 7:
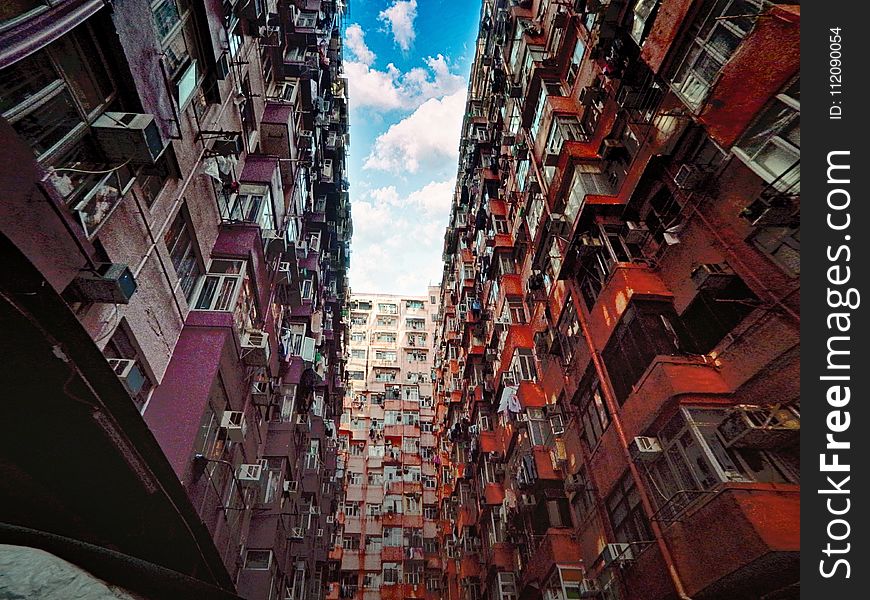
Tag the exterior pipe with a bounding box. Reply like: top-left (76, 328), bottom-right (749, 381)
top-left (572, 297), bottom-right (694, 600)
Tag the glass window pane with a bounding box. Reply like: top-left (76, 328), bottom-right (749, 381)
top-left (12, 89), bottom-right (81, 157)
top-left (0, 49), bottom-right (57, 115)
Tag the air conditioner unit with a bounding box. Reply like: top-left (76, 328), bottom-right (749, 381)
top-left (237, 462), bottom-right (264, 484)
top-left (629, 436), bottom-right (663, 463)
top-left (718, 405), bottom-right (800, 449)
top-left (92, 112), bottom-right (164, 164)
top-left (673, 164), bottom-right (708, 190)
top-left (599, 543), bottom-right (633, 567)
top-left (316, 528), bottom-right (324, 537)
top-left (691, 263), bottom-right (736, 291)
top-left (520, 494), bottom-right (536, 506)
top-left (622, 221), bottom-right (650, 245)
top-left (283, 480), bottom-right (298, 495)
top-left (68, 263), bottom-right (138, 304)
top-left (309, 505), bottom-right (320, 515)
top-left (241, 329), bottom-right (270, 366)
top-left (221, 410), bottom-right (247, 442)
top-left (210, 133), bottom-right (244, 157)
top-left (107, 358), bottom-right (146, 396)
top-left (578, 578), bottom-right (602, 598)
top-left (290, 527), bottom-right (305, 540)
top-left (326, 515), bottom-right (335, 523)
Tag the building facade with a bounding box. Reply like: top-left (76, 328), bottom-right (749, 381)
top-left (327, 290), bottom-right (442, 600)
top-left (433, 1), bottom-right (799, 600)
top-left (0, 2), bottom-right (352, 599)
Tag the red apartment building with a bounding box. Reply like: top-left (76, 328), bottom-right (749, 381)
top-left (1, 1), bottom-right (352, 599)
top-left (326, 290), bottom-right (443, 600)
top-left (433, 1), bottom-right (799, 600)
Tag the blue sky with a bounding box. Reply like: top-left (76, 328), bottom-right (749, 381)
top-left (341, 0), bottom-right (481, 295)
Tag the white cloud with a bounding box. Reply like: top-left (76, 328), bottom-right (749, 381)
top-left (342, 54), bottom-right (466, 112)
top-left (344, 23), bottom-right (376, 66)
top-left (406, 179), bottom-right (455, 217)
top-left (378, 0), bottom-right (418, 51)
top-left (363, 89), bottom-right (466, 174)
top-left (348, 179), bottom-right (454, 295)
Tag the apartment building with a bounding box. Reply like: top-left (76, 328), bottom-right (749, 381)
top-left (433, 2), bottom-right (799, 600)
top-left (0, 2), bottom-right (352, 599)
top-left (327, 290), bottom-right (442, 600)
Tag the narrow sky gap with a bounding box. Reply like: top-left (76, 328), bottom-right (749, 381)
top-left (343, 0), bottom-right (481, 295)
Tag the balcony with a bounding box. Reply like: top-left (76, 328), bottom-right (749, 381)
top-left (519, 530), bottom-right (582, 591)
top-left (625, 485), bottom-right (799, 600)
top-left (619, 356), bottom-right (730, 442)
top-left (698, 5), bottom-right (800, 149)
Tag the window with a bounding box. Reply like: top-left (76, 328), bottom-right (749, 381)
top-left (566, 39), bottom-right (586, 89)
top-left (301, 277), bottom-right (313, 300)
top-left (192, 259), bottom-right (246, 312)
top-left (405, 494), bottom-right (422, 515)
top-left (220, 183), bottom-right (271, 227)
top-left (569, 468), bottom-right (596, 524)
top-left (383, 563), bottom-right (401, 585)
top-left (734, 79), bottom-right (800, 192)
top-left (573, 372), bottom-right (610, 450)
top-left (607, 472), bottom-right (653, 544)
top-left (378, 303), bottom-right (398, 314)
top-left (383, 527), bottom-right (403, 547)
top-left (669, 0), bottom-right (763, 109)
top-left (404, 563), bottom-right (423, 585)
top-left (375, 350), bottom-right (397, 362)
top-left (164, 205), bottom-right (202, 302)
top-left (564, 164), bottom-right (616, 225)
top-left (103, 321), bottom-right (154, 409)
top-left (630, 0), bottom-right (661, 46)
top-left (351, 349), bottom-right (366, 359)
top-left (244, 549), bottom-right (273, 570)
top-left (511, 348), bottom-right (537, 381)
top-left (343, 502), bottom-right (360, 517)
top-left (526, 408), bottom-right (552, 446)
top-left (494, 572), bottom-right (518, 600)
top-left (602, 300), bottom-right (690, 404)
top-left (557, 297), bottom-right (581, 364)
top-left (150, 0), bottom-right (204, 106)
top-left (1, 26), bottom-right (147, 235)
top-left (545, 116), bottom-right (587, 157)
top-left (647, 407), bottom-right (798, 519)
top-left (342, 534), bottom-right (360, 550)
top-left (529, 87), bottom-right (548, 141)
top-left (348, 471), bottom-right (363, 485)
top-left (296, 10), bottom-right (317, 28)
